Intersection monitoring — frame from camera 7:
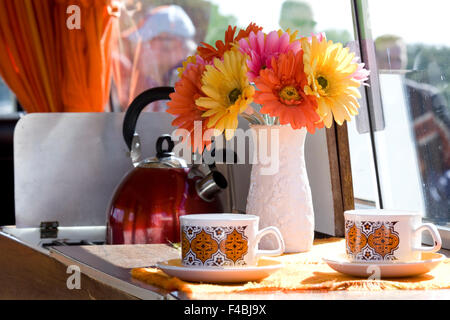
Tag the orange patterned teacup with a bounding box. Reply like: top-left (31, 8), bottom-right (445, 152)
top-left (344, 209), bottom-right (442, 263)
top-left (180, 214), bottom-right (285, 268)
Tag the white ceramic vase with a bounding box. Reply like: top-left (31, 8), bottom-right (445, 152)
top-left (245, 125), bottom-right (314, 253)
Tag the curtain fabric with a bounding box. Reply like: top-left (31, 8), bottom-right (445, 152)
top-left (0, 0), bottom-right (119, 112)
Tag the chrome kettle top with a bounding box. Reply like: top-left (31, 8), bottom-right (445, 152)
top-left (130, 133), bottom-right (187, 168)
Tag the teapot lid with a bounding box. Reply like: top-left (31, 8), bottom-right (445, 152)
top-left (137, 135), bottom-right (188, 169)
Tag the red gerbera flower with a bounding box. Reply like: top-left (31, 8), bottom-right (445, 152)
top-left (197, 23), bottom-right (263, 62)
top-left (167, 62), bottom-right (214, 152)
top-left (254, 51), bottom-right (323, 133)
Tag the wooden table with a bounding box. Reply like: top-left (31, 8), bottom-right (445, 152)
top-left (1, 231), bottom-right (449, 300)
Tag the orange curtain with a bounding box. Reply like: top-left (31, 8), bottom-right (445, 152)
top-left (0, 0), bottom-right (119, 112)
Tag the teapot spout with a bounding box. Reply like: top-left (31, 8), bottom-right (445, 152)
top-left (195, 171), bottom-right (228, 202)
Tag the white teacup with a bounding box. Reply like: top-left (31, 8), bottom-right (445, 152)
top-left (344, 209), bottom-right (442, 263)
top-left (180, 214), bottom-right (285, 268)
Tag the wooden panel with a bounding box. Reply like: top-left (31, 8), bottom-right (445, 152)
top-left (336, 123), bottom-right (355, 212)
top-left (0, 234), bottom-right (136, 300)
top-left (326, 122), bottom-right (355, 237)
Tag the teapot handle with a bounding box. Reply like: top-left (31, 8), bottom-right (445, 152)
top-left (123, 86), bottom-right (175, 151)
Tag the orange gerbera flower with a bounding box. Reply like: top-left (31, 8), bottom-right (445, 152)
top-left (236, 22), bottom-right (263, 41)
top-left (167, 62), bottom-right (215, 152)
top-left (197, 23), bottom-right (263, 62)
top-left (254, 51), bottom-right (323, 133)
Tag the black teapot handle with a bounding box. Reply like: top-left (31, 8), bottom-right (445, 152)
top-left (123, 86), bottom-right (175, 151)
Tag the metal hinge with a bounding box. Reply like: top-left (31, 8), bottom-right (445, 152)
top-left (40, 221), bottom-right (59, 239)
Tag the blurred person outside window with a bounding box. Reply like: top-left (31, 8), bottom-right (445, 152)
top-left (375, 35), bottom-right (450, 224)
top-left (113, 4), bottom-right (196, 111)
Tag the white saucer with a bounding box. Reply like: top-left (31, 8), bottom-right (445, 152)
top-left (156, 258), bottom-right (283, 283)
top-left (323, 252), bottom-right (446, 278)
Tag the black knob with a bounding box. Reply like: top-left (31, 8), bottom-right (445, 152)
top-left (156, 135), bottom-right (175, 158)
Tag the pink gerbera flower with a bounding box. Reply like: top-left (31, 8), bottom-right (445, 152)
top-left (238, 30), bottom-right (301, 81)
top-left (308, 32), bottom-right (326, 42)
top-left (351, 57), bottom-right (370, 85)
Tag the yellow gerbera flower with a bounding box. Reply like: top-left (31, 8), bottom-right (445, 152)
top-left (177, 55), bottom-right (197, 78)
top-left (196, 49), bottom-right (255, 140)
top-left (301, 35), bottom-right (361, 128)
top-left (277, 28), bottom-right (299, 43)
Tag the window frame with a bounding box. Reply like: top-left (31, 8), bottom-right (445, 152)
top-left (349, 0), bottom-right (450, 248)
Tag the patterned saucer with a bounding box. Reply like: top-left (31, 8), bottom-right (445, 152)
top-left (156, 258), bottom-right (283, 283)
top-left (323, 252), bottom-right (446, 278)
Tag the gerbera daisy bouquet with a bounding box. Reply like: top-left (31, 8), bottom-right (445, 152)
top-left (167, 23), bottom-right (369, 152)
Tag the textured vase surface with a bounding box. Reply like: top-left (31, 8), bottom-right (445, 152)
top-left (246, 125), bottom-right (314, 253)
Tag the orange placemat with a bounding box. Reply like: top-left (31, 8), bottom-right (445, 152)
top-left (131, 238), bottom-right (450, 297)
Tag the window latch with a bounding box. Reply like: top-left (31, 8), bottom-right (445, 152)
top-left (40, 221), bottom-right (59, 239)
